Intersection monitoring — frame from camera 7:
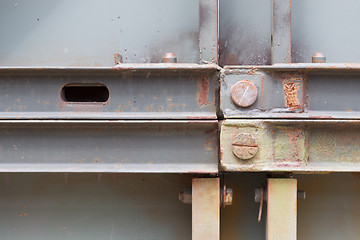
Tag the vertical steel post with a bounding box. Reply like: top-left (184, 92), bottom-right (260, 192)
top-left (192, 178), bottom-right (220, 240)
top-left (267, 178), bottom-right (297, 240)
top-left (272, 0), bottom-right (291, 64)
top-left (199, 0), bottom-right (218, 63)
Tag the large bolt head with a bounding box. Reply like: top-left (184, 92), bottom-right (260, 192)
top-left (231, 80), bottom-right (258, 107)
top-left (232, 133), bottom-right (258, 160)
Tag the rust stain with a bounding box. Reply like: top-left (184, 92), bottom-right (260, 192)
top-left (197, 77), bottom-right (209, 107)
top-left (283, 81), bottom-right (301, 110)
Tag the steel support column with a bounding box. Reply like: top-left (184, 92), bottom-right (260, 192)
top-left (199, 0), bottom-right (218, 63)
top-left (272, 0), bottom-right (291, 64)
top-left (267, 178), bottom-right (297, 240)
top-left (192, 178), bottom-right (220, 240)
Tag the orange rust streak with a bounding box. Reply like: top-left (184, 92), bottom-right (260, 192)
top-left (283, 81), bottom-right (301, 110)
top-left (197, 77), bottom-right (209, 108)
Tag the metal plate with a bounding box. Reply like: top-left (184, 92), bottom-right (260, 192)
top-left (219, 0), bottom-right (271, 66)
top-left (220, 0), bottom-right (360, 65)
top-left (0, 0), bottom-right (200, 66)
top-left (0, 120), bottom-right (218, 173)
top-left (221, 119), bottom-right (360, 172)
top-left (221, 65), bottom-right (360, 119)
top-left (0, 65), bottom-right (218, 119)
top-left (0, 173), bottom-right (192, 240)
top-left (292, 0), bottom-right (360, 63)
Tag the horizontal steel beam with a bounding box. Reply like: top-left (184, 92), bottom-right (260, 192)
top-left (0, 64), bottom-right (220, 72)
top-left (0, 120), bottom-right (218, 173)
top-left (221, 119), bottom-right (360, 172)
top-left (0, 66), bottom-right (219, 120)
top-left (224, 63), bottom-right (360, 72)
top-left (221, 65), bottom-right (360, 118)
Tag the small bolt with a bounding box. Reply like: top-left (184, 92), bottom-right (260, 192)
top-left (223, 188), bottom-right (233, 206)
top-left (254, 187), bottom-right (306, 202)
top-left (179, 187), bottom-right (233, 207)
top-left (232, 133), bottom-right (258, 160)
top-left (231, 80), bottom-right (258, 107)
top-left (162, 53), bottom-right (177, 63)
top-left (312, 52), bottom-right (326, 63)
top-left (297, 190), bottom-right (306, 199)
top-left (179, 188), bottom-right (192, 204)
top-left (114, 53), bottom-right (122, 65)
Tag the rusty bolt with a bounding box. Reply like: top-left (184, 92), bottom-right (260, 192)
top-left (255, 187), bottom-right (306, 202)
top-left (162, 53), bottom-right (177, 63)
top-left (179, 187), bottom-right (233, 207)
top-left (114, 53), bottom-right (123, 65)
top-left (232, 133), bottom-right (258, 160)
top-left (230, 80), bottom-right (258, 107)
top-left (222, 188), bottom-right (233, 207)
top-left (312, 52), bottom-right (326, 63)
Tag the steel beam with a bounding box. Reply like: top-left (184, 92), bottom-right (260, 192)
top-left (0, 65), bottom-right (219, 120)
top-left (221, 65), bottom-right (360, 118)
top-left (221, 119), bottom-right (360, 172)
top-left (0, 120), bottom-right (218, 173)
top-left (192, 178), bottom-right (220, 240)
top-left (272, 0), bottom-right (291, 64)
top-left (267, 178), bottom-right (297, 240)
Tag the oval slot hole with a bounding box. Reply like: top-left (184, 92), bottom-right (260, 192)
top-left (61, 84), bottom-right (109, 103)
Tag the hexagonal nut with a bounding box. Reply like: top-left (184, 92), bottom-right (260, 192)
top-left (232, 133), bottom-right (258, 160)
top-left (224, 188), bottom-right (233, 206)
top-left (230, 80), bottom-right (258, 107)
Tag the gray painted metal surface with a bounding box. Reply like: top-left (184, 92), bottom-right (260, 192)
top-left (199, 0), bottom-right (218, 63)
top-left (292, 0), bottom-right (360, 63)
top-left (0, 173), bottom-right (193, 240)
top-left (0, 0), bottom-right (200, 66)
top-left (0, 65), bottom-right (218, 119)
top-left (219, 0), bottom-right (271, 65)
top-left (0, 120), bottom-right (218, 173)
top-left (2, 0), bottom-right (360, 239)
top-left (271, 0), bottom-right (291, 64)
top-left (6, 173), bottom-right (359, 240)
top-left (220, 0), bottom-right (360, 65)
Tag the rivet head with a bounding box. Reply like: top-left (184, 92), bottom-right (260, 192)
top-left (232, 133), bottom-right (258, 160)
top-left (312, 52), bottom-right (326, 63)
top-left (162, 53), bottom-right (177, 63)
top-left (230, 80), bottom-right (258, 107)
